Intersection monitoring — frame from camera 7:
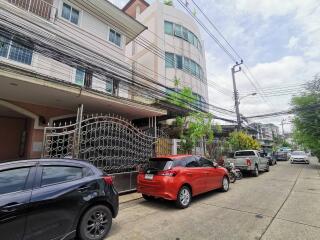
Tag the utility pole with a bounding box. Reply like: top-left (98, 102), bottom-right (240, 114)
top-left (231, 60), bottom-right (243, 131)
top-left (281, 119), bottom-right (285, 136)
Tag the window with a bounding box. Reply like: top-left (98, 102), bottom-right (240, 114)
top-left (189, 32), bottom-right (195, 45)
top-left (61, 3), bottom-right (80, 25)
top-left (0, 168), bottom-right (30, 194)
top-left (164, 21), bottom-right (173, 35)
top-left (109, 29), bottom-right (122, 47)
top-left (0, 34), bottom-right (33, 65)
top-left (190, 60), bottom-right (196, 75)
top-left (183, 57), bottom-right (190, 72)
top-left (185, 157), bottom-right (200, 167)
top-left (175, 54), bottom-right (183, 69)
top-left (75, 67), bottom-right (85, 86)
top-left (195, 64), bottom-right (200, 78)
top-left (165, 52), bottom-right (174, 68)
top-left (106, 78), bottom-right (113, 93)
top-left (199, 158), bottom-right (213, 167)
top-left (41, 166), bottom-right (83, 186)
top-left (182, 27), bottom-right (188, 40)
top-left (174, 24), bottom-right (182, 38)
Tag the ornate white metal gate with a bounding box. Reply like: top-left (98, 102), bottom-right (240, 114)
top-left (42, 106), bottom-right (156, 193)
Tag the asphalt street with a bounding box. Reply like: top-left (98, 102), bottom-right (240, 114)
top-left (108, 158), bottom-right (320, 240)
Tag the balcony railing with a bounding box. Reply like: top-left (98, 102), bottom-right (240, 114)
top-left (8, 0), bottom-right (54, 21)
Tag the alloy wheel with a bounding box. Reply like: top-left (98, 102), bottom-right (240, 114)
top-left (223, 177), bottom-right (229, 191)
top-left (180, 188), bottom-right (190, 206)
top-left (85, 210), bottom-right (108, 239)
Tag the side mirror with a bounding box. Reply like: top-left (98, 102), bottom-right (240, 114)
top-left (213, 162), bottom-right (218, 168)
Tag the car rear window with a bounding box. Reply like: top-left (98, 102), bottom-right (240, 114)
top-left (235, 151), bottom-right (256, 157)
top-left (149, 158), bottom-right (174, 170)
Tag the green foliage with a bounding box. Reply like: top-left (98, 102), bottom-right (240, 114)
top-left (167, 79), bottom-right (216, 153)
top-left (163, 0), bottom-right (173, 6)
top-left (291, 77), bottom-right (320, 159)
top-left (227, 131), bottom-right (261, 151)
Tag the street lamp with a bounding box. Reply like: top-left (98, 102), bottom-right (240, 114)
top-left (239, 92), bottom-right (257, 103)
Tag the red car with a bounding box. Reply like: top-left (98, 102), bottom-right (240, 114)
top-left (137, 155), bottom-right (230, 208)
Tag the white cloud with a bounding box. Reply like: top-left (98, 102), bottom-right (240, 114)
top-left (286, 36), bottom-right (299, 49)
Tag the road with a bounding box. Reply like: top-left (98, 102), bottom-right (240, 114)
top-left (108, 158), bottom-right (320, 240)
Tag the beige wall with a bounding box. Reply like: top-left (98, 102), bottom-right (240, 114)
top-left (126, 0), bottom-right (208, 104)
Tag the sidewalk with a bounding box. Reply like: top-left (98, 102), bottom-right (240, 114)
top-left (119, 192), bottom-right (142, 204)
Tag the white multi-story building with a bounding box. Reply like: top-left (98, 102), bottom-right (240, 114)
top-left (124, 0), bottom-right (209, 110)
top-left (0, 0), bottom-right (166, 161)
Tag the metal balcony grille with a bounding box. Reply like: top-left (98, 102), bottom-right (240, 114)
top-left (8, 0), bottom-right (53, 20)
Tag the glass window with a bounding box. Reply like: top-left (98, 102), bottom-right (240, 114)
top-left (185, 156), bottom-right (200, 167)
top-left (199, 158), bottom-right (213, 167)
top-left (0, 34), bottom-right (10, 58)
top-left (62, 3), bottom-right (79, 25)
top-left (8, 38), bottom-right (33, 65)
top-left (164, 21), bottom-right (173, 35)
top-left (195, 64), bottom-right (200, 78)
top-left (41, 166), bottom-right (83, 186)
top-left (106, 78), bottom-right (113, 93)
top-left (0, 168), bottom-right (30, 194)
top-left (75, 67), bottom-right (85, 86)
top-left (190, 60), bottom-right (196, 75)
top-left (183, 57), bottom-right (190, 72)
top-left (182, 27), bottom-right (188, 40)
top-left (109, 29), bottom-right (122, 47)
top-left (174, 24), bottom-right (182, 37)
top-left (175, 54), bottom-right (183, 69)
top-left (165, 52), bottom-right (174, 68)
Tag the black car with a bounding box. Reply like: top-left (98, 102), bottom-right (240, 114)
top-left (0, 159), bottom-right (118, 240)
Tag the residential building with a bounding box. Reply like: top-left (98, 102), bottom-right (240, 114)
top-left (0, 0), bottom-right (166, 161)
top-left (249, 122), bottom-right (280, 145)
top-left (123, 0), bottom-right (209, 110)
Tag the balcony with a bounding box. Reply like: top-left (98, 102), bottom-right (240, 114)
top-left (8, 0), bottom-right (54, 20)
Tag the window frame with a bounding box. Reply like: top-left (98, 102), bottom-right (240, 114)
top-left (108, 27), bottom-right (123, 48)
top-left (0, 34), bottom-right (33, 65)
top-left (61, 2), bottom-right (81, 26)
top-left (74, 67), bottom-right (86, 86)
top-left (164, 21), bottom-right (174, 35)
top-left (175, 54), bottom-right (183, 69)
top-left (165, 52), bottom-right (175, 68)
top-left (174, 24), bottom-right (182, 38)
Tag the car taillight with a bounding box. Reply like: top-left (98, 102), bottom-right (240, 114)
top-left (158, 169), bottom-right (178, 177)
top-left (103, 176), bottom-right (113, 185)
top-left (246, 159), bottom-right (252, 166)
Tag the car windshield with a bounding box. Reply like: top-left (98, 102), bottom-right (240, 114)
top-left (235, 151), bottom-right (255, 157)
top-left (292, 151), bottom-right (305, 156)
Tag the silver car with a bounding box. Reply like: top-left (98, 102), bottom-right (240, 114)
top-left (290, 151), bottom-right (309, 164)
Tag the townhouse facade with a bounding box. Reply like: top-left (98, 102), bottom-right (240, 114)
top-left (0, 0), bottom-right (167, 162)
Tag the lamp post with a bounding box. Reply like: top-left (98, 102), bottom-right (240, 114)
top-left (239, 92), bottom-right (257, 103)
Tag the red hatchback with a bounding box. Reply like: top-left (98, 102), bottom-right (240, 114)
top-left (137, 155), bottom-right (230, 208)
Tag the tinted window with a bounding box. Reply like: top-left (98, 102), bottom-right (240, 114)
top-left (199, 158), bottom-right (213, 167)
top-left (41, 166), bottom-right (83, 186)
top-left (185, 157), bottom-right (200, 167)
top-left (0, 167), bottom-right (30, 194)
top-left (235, 151), bottom-right (256, 157)
top-left (148, 158), bottom-right (173, 170)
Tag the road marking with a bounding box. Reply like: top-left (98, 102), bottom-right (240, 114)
top-left (258, 166), bottom-right (304, 240)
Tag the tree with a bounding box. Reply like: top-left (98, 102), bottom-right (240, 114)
top-left (167, 79), bottom-right (217, 153)
top-left (291, 75), bottom-right (320, 160)
top-left (227, 131), bottom-right (261, 151)
top-left (163, 0), bottom-right (173, 6)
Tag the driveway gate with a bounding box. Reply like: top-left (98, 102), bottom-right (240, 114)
top-left (41, 106), bottom-right (157, 193)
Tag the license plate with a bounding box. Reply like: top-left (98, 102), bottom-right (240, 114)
top-left (145, 174), bottom-right (154, 180)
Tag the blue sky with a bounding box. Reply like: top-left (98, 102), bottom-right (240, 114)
top-left (111, 0), bottom-right (320, 131)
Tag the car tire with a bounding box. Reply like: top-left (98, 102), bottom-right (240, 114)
top-left (176, 185), bottom-right (192, 209)
top-left (78, 205), bottom-right (112, 240)
top-left (252, 165), bottom-right (259, 177)
top-left (142, 194), bottom-right (154, 201)
top-left (220, 176), bottom-right (229, 192)
top-left (229, 172), bottom-right (236, 183)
